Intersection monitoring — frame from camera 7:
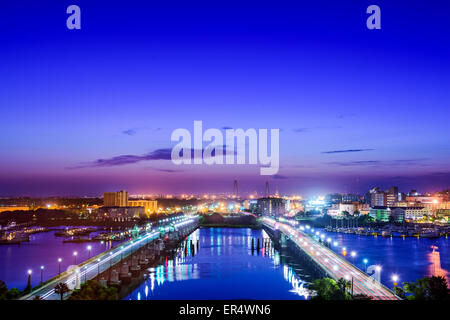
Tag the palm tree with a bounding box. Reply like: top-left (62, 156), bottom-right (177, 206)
top-left (337, 278), bottom-right (352, 295)
top-left (54, 282), bottom-right (70, 301)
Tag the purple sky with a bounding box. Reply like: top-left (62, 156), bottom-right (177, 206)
top-left (1, 1), bottom-right (449, 197)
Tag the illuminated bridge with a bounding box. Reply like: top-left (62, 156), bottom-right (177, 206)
top-left (20, 216), bottom-right (199, 300)
top-left (262, 217), bottom-right (400, 300)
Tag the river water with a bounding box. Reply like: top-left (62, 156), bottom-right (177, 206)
top-left (1, 226), bottom-right (448, 298)
top-left (0, 228), bottom-right (122, 290)
top-left (317, 228), bottom-right (450, 286)
top-left (125, 227), bottom-right (310, 300)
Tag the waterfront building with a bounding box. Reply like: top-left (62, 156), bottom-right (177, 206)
top-left (404, 207), bottom-right (430, 221)
top-left (98, 206), bottom-right (145, 221)
top-left (369, 206), bottom-right (391, 222)
top-left (103, 190), bottom-right (129, 207)
top-left (390, 207), bottom-right (405, 223)
top-left (257, 197), bottom-right (286, 216)
top-left (128, 200), bottom-right (158, 217)
top-left (355, 203), bottom-right (370, 215)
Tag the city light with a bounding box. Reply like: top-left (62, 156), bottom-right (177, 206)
top-left (351, 251), bottom-right (356, 258)
top-left (27, 269), bottom-right (32, 275)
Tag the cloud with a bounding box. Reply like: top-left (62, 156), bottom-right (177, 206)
top-left (326, 158), bottom-right (430, 167)
top-left (273, 174), bottom-right (290, 180)
top-left (338, 113), bottom-right (357, 119)
top-left (322, 149), bottom-right (374, 154)
top-left (222, 126), bottom-right (233, 130)
top-left (153, 168), bottom-right (183, 173)
top-left (70, 148), bottom-right (173, 168)
top-left (293, 126), bottom-right (342, 133)
top-left (69, 145), bottom-right (235, 169)
top-left (122, 129), bottom-right (137, 136)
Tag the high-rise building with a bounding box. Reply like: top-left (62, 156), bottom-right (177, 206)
top-left (257, 197), bottom-right (286, 216)
top-left (128, 199), bottom-right (158, 216)
top-left (103, 190), bottom-right (129, 207)
top-left (370, 191), bottom-right (386, 207)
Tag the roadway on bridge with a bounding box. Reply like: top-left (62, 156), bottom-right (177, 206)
top-left (21, 218), bottom-right (197, 300)
top-left (263, 217), bottom-right (399, 300)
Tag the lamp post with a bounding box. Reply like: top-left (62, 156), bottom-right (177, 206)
top-left (87, 245), bottom-right (92, 259)
top-left (40, 266), bottom-right (44, 284)
top-left (350, 251), bottom-right (356, 263)
top-left (392, 274), bottom-right (399, 289)
top-left (26, 269), bottom-right (32, 292)
top-left (363, 258), bottom-right (368, 272)
top-left (58, 258), bottom-right (62, 276)
top-left (97, 259), bottom-right (101, 276)
top-left (73, 251), bottom-right (78, 265)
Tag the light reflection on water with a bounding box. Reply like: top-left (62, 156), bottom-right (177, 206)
top-left (126, 227), bottom-right (310, 300)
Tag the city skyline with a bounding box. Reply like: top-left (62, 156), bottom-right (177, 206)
top-left (1, 1), bottom-right (450, 196)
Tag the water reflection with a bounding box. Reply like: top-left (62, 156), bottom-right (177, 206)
top-left (428, 245), bottom-right (449, 283)
top-left (126, 228), bottom-right (310, 300)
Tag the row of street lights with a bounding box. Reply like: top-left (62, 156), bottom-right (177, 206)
top-left (302, 223), bottom-right (401, 289)
top-left (27, 244), bottom-right (94, 288)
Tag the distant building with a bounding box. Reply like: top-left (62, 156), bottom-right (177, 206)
top-left (0, 206), bottom-right (30, 213)
top-left (103, 190), bottom-right (129, 207)
top-left (327, 203), bottom-right (356, 217)
top-left (390, 207), bottom-right (405, 223)
top-left (257, 197), bottom-right (286, 216)
top-left (371, 192), bottom-right (386, 207)
top-left (98, 206), bottom-right (144, 221)
top-left (128, 200), bottom-right (158, 217)
top-left (369, 206), bottom-right (391, 222)
top-left (404, 207), bottom-right (429, 221)
top-left (342, 194), bottom-right (361, 202)
top-left (325, 193), bottom-right (342, 205)
top-left (355, 203), bottom-right (370, 215)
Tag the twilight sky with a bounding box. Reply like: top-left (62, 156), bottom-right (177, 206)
top-left (1, 0), bottom-right (450, 197)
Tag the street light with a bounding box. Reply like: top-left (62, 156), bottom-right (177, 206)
top-left (40, 266), bottom-right (44, 284)
top-left (392, 274), bottom-right (399, 288)
top-left (27, 269), bottom-right (32, 289)
top-left (363, 258), bottom-right (368, 271)
top-left (73, 251), bottom-right (78, 264)
top-left (97, 259), bottom-right (101, 276)
top-left (87, 245), bottom-right (92, 259)
top-left (58, 258), bottom-right (62, 275)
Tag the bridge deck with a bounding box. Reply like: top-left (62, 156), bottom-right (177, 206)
top-left (263, 217), bottom-right (399, 300)
top-left (20, 218), bottom-right (198, 300)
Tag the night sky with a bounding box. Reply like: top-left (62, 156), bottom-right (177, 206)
top-left (1, 1), bottom-right (449, 197)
